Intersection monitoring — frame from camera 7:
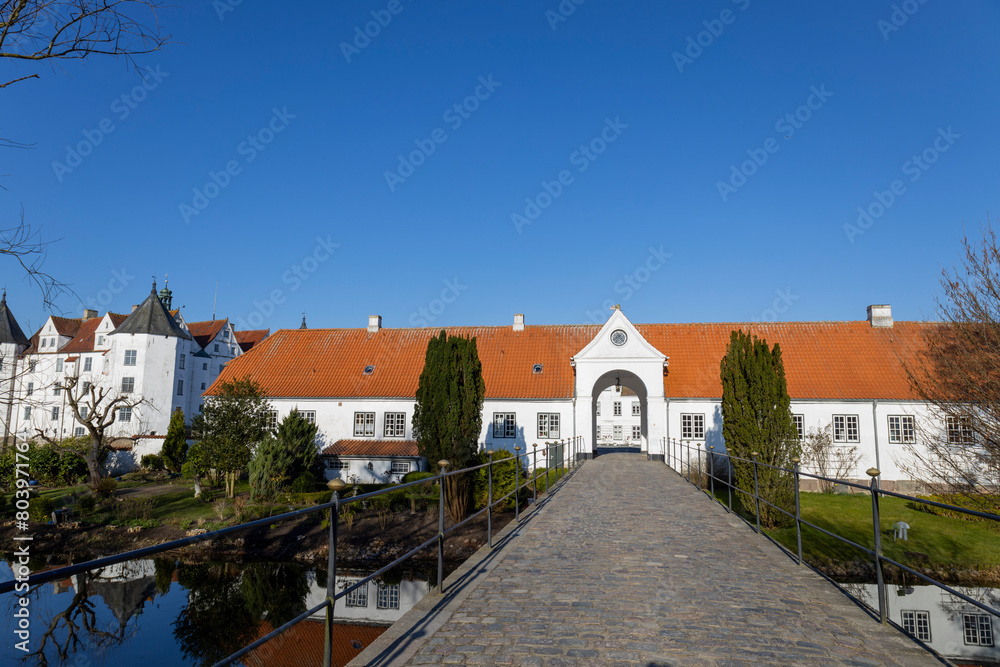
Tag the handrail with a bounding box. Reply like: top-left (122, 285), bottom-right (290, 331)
top-left (661, 436), bottom-right (1000, 632)
top-left (2, 435), bottom-right (586, 666)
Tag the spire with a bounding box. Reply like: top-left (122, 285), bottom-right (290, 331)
top-left (114, 284), bottom-right (191, 340)
top-left (157, 274), bottom-right (172, 310)
top-left (0, 292), bottom-right (29, 347)
top-left (300, 313), bottom-right (307, 330)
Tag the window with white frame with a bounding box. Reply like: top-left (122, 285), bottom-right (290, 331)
top-left (326, 459), bottom-right (349, 470)
top-left (123, 350), bottom-right (137, 366)
top-left (833, 414), bottom-right (860, 443)
top-left (84, 357), bottom-right (92, 371)
top-left (214, 344), bottom-right (219, 352)
top-left (632, 425), bottom-right (641, 440)
top-left (119, 406), bottom-right (132, 422)
top-left (345, 584), bottom-right (368, 607)
top-left (203, 362), bottom-right (208, 370)
top-left (28, 360), bottom-right (36, 372)
top-left (300, 411), bottom-right (316, 425)
top-left (901, 610), bottom-right (931, 642)
top-left (888, 415), bottom-right (916, 444)
top-left (963, 613), bottom-right (994, 646)
top-left (82, 381), bottom-right (91, 392)
top-left (537, 413), bottom-right (560, 439)
top-left (793, 414), bottom-right (804, 440)
top-left (177, 380), bottom-right (184, 395)
top-left (681, 414), bottom-right (705, 440)
top-left (377, 584), bottom-right (400, 609)
top-left (266, 410), bottom-right (278, 430)
top-left (80, 406), bottom-right (88, 419)
top-left (51, 407), bottom-right (59, 421)
top-left (56, 359), bottom-right (63, 372)
top-left (179, 354), bottom-right (186, 370)
top-left (613, 425), bottom-right (623, 441)
top-left (26, 382), bottom-right (33, 396)
top-left (74, 427), bottom-right (85, 438)
top-left (384, 412), bottom-right (406, 438)
top-left (23, 407), bottom-right (30, 420)
top-left (947, 416), bottom-right (975, 445)
top-left (613, 401), bottom-right (622, 416)
top-left (121, 377), bottom-right (134, 393)
top-left (53, 385), bottom-right (61, 396)
top-left (354, 412), bottom-right (375, 437)
top-left (40, 338), bottom-right (46, 348)
top-left (390, 461), bottom-right (410, 474)
top-left (493, 413), bottom-right (515, 438)
top-left (96, 335), bottom-right (104, 346)
top-left (632, 401), bottom-right (640, 416)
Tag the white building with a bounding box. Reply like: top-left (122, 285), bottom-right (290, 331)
top-left (0, 282), bottom-right (268, 469)
top-left (207, 306), bottom-right (963, 491)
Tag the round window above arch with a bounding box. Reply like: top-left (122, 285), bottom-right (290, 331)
top-left (610, 329), bottom-right (628, 347)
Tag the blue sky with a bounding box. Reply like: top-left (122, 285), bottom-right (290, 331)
top-left (2, 0), bottom-right (997, 335)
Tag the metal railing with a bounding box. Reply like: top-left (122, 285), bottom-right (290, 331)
top-left (661, 436), bottom-right (1000, 631)
top-left (1, 436), bottom-right (584, 666)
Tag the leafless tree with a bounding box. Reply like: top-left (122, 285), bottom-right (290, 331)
top-left (0, 208), bottom-right (70, 310)
top-left (902, 223), bottom-right (1000, 507)
top-left (800, 423), bottom-right (862, 492)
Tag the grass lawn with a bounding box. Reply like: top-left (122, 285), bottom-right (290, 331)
top-left (711, 489), bottom-right (1000, 569)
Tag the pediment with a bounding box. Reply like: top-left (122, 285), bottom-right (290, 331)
top-left (572, 309), bottom-right (666, 364)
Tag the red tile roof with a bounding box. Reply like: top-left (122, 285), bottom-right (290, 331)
top-left (321, 439), bottom-right (421, 457)
top-left (207, 321), bottom-right (932, 401)
top-left (235, 328), bottom-right (269, 352)
top-left (60, 313), bottom-right (128, 354)
top-left (187, 319), bottom-right (228, 349)
top-left (243, 620), bottom-right (385, 667)
top-left (49, 315), bottom-right (81, 337)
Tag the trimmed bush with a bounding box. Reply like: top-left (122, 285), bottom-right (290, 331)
top-left (402, 471), bottom-right (435, 484)
top-left (472, 450), bottom-right (522, 511)
top-left (29, 496), bottom-right (55, 523)
top-left (141, 454), bottom-right (164, 470)
top-left (290, 473), bottom-right (315, 494)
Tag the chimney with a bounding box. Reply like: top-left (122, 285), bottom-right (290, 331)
top-left (513, 314), bottom-right (524, 332)
top-left (131, 304), bottom-right (139, 313)
top-left (82, 309), bottom-right (98, 321)
top-left (867, 304), bottom-right (893, 328)
top-left (368, 315), bottom-right (382, 333)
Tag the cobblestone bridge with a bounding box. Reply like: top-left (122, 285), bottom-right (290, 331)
top-left (350, 453), bottom-right (946, 667)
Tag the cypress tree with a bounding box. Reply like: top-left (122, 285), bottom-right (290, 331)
top-left (412, 331), bottom-right (485, 521)
top-left (720, 329), bottom-right (800, 527)
top-left (162, 408), bottom-right (188, 472)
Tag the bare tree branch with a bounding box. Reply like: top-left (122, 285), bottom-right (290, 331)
top-left (0, 207), bottom-right (73, 311)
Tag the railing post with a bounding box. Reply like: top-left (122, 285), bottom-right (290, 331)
top-left (696, 443), bottom-right (703, 489)
top-left (708, 445), bottom-right (715, 499)
top-left (437, 459), bottom-right (449, 594)
top-left (559, 439), bottom-right (565, 478)
top-left (532, 444), bottom-right (538, 503)
top-left (751, 452), bottom-right (761, 534)
top-left (868, 467), bottom-right (887, 625)
top-left (514, 447), bottom-right (521, 521)
top-left (686, 441), bottom-right (691, 483)
top-left (323, 478), bottom-right (345, 667)
top-left (792, 457), bottom-right (803, 566)
top-left (486, 450), bottom-right (494, 549)
top-left (545, 444), bottom-right (550, 493)
top-left (727, 450), bottom-right (733, 511)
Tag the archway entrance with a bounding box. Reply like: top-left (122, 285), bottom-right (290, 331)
top-left (591, 370), bottom-right (648, 456)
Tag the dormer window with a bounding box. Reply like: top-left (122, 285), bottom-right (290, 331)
top-left (40, 339), bottom-right (46, 348)
top-left (363, 365), bottom-right (375, 375)
top-left (97, 335), bottom-right (104, 345)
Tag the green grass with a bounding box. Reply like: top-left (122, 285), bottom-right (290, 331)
top-left (711, 488), bottom-right (1000, 568)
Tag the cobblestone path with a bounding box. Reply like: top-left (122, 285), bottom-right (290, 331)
top-left (351, 453), bottom-right (946, 667)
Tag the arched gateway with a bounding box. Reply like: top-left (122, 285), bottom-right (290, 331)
top-left (572, 308), bottom-right (668, 460)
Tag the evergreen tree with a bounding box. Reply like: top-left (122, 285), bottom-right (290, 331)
top-left (248, 410), bottom-right (319, 499)
top-left (275, 409), bottom-right (320, 481)
top-left (161, 408), bottom-right (188, 472)
top-left (720, 329), bottom-right (800, 527)
top-left (412, 331), bottom-right (485, 522)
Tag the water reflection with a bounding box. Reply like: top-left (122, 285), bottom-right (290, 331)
top-left (843, 583), bottom-right (999, 664)
top-left (2, 559), bottom-right (434, 666)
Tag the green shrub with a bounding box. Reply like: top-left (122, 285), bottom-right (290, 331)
top-left (92, 477), bottom-right (118, 500)
top-left (29, 496), bottom-right (55, 523)
top-left (140, 454), bottom-right (164, 470)
top-left (402, 471), bottom-right (435, 484)
top-left (78, 494), bottom-right (96, 514)
top-left (290, 473), bottom-right (315, 494)
top-left (472, 449), bottom-right (522, 510)
top-left (913, 494), bottom-right (1000, 523)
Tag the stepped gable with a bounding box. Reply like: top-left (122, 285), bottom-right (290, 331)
top-left (0, 293), bottom-right (29, 347)
top-left (112, 284), bottom-right (191, 340)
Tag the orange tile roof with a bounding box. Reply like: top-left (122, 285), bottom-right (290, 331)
top-left (49, 315), bottom-right (81, 337)
top-left (242, 620), bottom-right (385, 667)
top-left (235, 328), bottom-right (269, 352)
top-left (207, 321), bottom-right (932, 402)
top-left (321, 439), bottom-right (421, 457)
top-left (60, 313), bottom-right (128, 354)
top-left (187, 319), bottom-right (228, 349)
